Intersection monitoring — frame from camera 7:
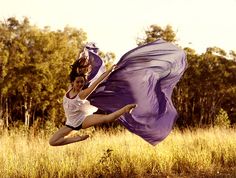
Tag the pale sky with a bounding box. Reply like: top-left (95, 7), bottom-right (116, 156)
top-left (0, 0), bottom-right (235, 59)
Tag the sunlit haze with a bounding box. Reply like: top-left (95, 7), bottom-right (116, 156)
top-left (0, 0), bottom-right (235, 60)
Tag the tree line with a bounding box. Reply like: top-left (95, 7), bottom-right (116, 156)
top-left (0, 17), bottom-right (235, 129)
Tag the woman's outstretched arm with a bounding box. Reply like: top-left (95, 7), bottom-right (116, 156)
top-left (79, 65), bottom-right (116, 100)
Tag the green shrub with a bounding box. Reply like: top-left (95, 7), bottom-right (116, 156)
top-left (214, 108), bottom-right (230, 128)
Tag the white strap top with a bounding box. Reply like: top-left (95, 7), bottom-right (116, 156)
top-left (63, 90), bottom-right (97, 127)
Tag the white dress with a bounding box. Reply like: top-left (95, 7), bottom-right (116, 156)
top-left (63, 90), bottom-right (97, 128)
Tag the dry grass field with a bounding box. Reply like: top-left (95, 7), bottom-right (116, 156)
top-left (1, 126), bottom-right (236, 177)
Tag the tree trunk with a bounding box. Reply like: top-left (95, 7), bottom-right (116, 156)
top-left (0, 94), bottom-right (3, 120)
top-left (32, 104), bottom-right (37, 124)
top-left (24, 96), bottom-right (32, 127)
top-left (0, 95), bottom-right (3, 129)
top-left (24, 98), bottom-right (29, 127)
top-left (5, 98), bottom-right (9, 128)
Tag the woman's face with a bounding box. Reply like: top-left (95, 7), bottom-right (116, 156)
top-left (72, 76), bottom-right (85, 91)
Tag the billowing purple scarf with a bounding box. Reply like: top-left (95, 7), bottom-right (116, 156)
top-left (86, 39), bottom-right (187, 145)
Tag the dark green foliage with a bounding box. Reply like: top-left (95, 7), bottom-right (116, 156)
top-left (0, 19), bottom-right (235, 129)
top-left (173, 47), bottom-right (236, 127)
top-left (0, 17), bottom-right (87, 127)
top-left (138, 25), bottom-right (236, 127)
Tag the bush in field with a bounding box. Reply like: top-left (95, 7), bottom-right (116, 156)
top-left (214, 108), bottom-right (230, 128)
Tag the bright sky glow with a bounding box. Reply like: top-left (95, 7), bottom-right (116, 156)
top-left (0, 0), bottom-right (235, 59)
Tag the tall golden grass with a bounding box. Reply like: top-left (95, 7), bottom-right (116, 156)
top-left (1, 126), bottom-right (236, 177)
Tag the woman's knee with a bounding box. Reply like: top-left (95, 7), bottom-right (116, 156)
top-left (48, 133), bottom-right (62, 146)
top-left (49, 137), bottom-right (57, 146)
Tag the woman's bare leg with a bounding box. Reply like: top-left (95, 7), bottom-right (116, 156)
top-left (82, 104), bottom-right (137, 129)
top-left (49, 126), bottom-right (89, 146)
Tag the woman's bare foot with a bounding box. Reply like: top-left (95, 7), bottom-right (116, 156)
top-left (124, 104), bottom-right (137, 113)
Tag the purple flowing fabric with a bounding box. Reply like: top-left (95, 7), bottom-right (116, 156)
top-left (85, 44), bottom-right (106, 83)
top-left (87, 39), bottom-right (187, 145)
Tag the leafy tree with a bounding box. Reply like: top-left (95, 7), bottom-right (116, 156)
top-left (137, 24), bottom-right (236, 127)
top-left (0, 17), bottom-right (87, 127)
top-left (136, 24), bottom-right (176, 46)
top-left (99, 51), bottom-right (116, 69)
top-left (1, 20), bottom-right (235, 130)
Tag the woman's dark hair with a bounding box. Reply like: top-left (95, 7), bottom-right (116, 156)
top-left (70, 57), bottom-right (90, 71)
top-left (69, 70), bottom-right (86, 82)
top-left (69, 58), bottom-right (90, 82)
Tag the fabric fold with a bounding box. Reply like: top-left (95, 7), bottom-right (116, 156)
top-left (87, 39), bottom-right (187, 145)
